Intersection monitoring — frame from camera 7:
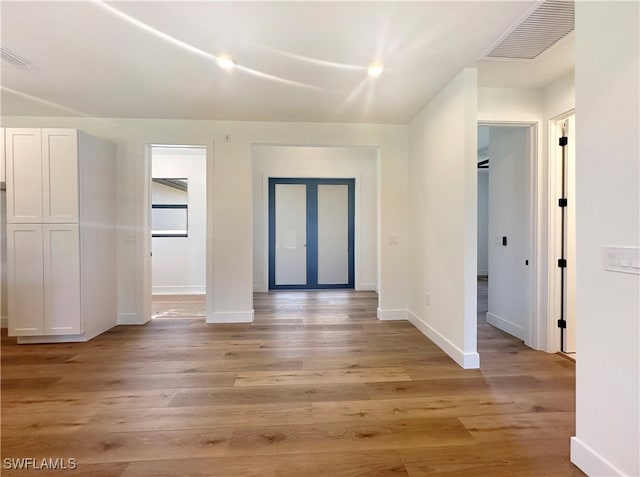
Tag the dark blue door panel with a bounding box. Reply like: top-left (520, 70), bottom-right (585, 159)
top-left (269, 178), bottom-right (354, 290)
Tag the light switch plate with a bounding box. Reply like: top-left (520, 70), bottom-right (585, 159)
top-left (603, 246), bottom-right (640, 275)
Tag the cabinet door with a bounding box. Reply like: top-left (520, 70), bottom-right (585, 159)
top-left (6, 129), bottom-right (43, 223)
top-left (43, 224), bottom-right (81, 335)
top-left (42, 129), bottom-right (79, 223)
top-left (7, 224), bottom-right (44, 336)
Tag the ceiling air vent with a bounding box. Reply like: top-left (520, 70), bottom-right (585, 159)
top-left (483, 0), bottom-right (574, 61)
top-left (0, 47), bottom-right (33, 67)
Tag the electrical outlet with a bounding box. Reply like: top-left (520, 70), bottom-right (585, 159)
top-left (425, 293), bottom-right (430, 306)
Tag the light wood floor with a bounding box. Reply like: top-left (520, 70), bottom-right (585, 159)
top-left (152, 294), bottom-right (205, 320)
top-left (1, 285), bottom-right (584, 476)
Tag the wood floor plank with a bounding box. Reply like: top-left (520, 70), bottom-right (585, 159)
top-left (234, 367), bottom-right (412, 387)
top-left (168, 382), bottom-right (372, 407)
top-left (457, 411), bottom-right (576, 442)
top-left (1, 284), bottom-right (584, 476)
top-left (225, 417), bottom-right (474, 456)
top-left (1, 389), bottom-right (179, 410)
top-left (1, 408), bottom-right (101, 435)
top-left (46, 371), bottom-right (238, 392)
top-left (82, 403), bottom-right (314, 432)
top-left (312, 450), bottom-right (409, 477)
top-left (311, 391), bottom-right (575, 424)
top-left (120, 451), bottom-right (410, 477)
top-left (366, 375), bottom-right (545, 400)
top-left (1, 462), bottom-right (128, 477)
top-left (120, 455), bottom-right (311, 477)
top-left (0, 357), bottom-right (304, 378)
top-left (400, 439), bottom-right (585, 477)
top-left (1, 428), bottom-right (233, 464)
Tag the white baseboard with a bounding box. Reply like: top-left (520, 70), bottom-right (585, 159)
top-left (408, 310), bottom-right (480, 369)
top-left (152, 286), bottom-right (205, 295)
top-left (207, 310), bottom-right (254, 323)
top-left (118, 313), bottom-right (144, 325)
top-left (486, 312), bottom-right (525, 340)
top-left (571, 437), bottom-right (626, 476)
top-left (17, 334), bottom-right (88, 344)
top-left (376, 308), bottom-right (408, 321)
top-left (0, 316), bottom-right (7, 329)
top-left (252, 284), bottom-right (378, 293)
top-left (358, 283), bottom-right (377, 291)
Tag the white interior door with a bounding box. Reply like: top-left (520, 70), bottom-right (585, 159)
top-left (317, 184), bottom-right (349, 284)
top-left (274, 183), bottom-right (307, 285)
top-left (487, 126), bottom-right (531, 342)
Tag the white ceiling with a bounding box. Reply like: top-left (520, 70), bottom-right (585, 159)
top-left (0, 1), bottom-right (574, 124)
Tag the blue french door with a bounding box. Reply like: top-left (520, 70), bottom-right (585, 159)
top-left (269, 178), bottom-right (355, 290)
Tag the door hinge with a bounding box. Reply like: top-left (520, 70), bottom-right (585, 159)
top-left (557, 319), bottom-right (566, 329)
top-left (558, 258), bottom-right (567, 268)
top-left (559, 136), bottom-right (568, 146)
top-left (558, 198), bottom-right (568, 207)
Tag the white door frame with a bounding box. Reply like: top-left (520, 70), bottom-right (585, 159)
top-left (478, 121), bottom-right (539, 349)
top-left (142, 143), bottom-right (212, 322)
top-left (547, 110), bottom-right (576, 353)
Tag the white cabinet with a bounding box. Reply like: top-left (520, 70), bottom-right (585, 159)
top-left (42, 130), bottom-right (79, 223)
top-left (6, 128), bottom-right (43, 223)
top-left (7, 224), bottom-right (44, 335)
top-left (6, 128), bottom-right (116, 343)
top-left (6, 128), bottom-right (79, 224)
top-left (43, 224), bottom-right (81, 334)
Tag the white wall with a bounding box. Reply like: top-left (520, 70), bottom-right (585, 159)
top-left (252, 145), bottom-right (377, 292)
top-left (151, 147), bottom-right (206, 295)
top-left (0, 117), bottom-right (408, 325)
top-left (407, 68), bottom-right (479, 369)
top-left (477, 171), bottom-right (489, 276)
top-left (543, 73), bottom-right (575, 120)
top-left (486, 126), bottom-right (530, 342)
top-left (571, 2), bottom-right (640, 476)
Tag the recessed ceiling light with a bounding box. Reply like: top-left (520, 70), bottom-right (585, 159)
top-left (367, 63), bottom-right (383, 77)
top-left (217, 56), bottom-right (236, 71)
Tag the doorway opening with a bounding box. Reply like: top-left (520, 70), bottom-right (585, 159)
top-left (477, 123), bottom-right (537, 348)
top-left (148, 145), bottom-right (207, 321)
top-left (251, 144), bottom-right (378, 297)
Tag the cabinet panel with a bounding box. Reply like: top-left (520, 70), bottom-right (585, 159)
top-left (6, 129), bottom-right (43, 223)
top-left (43, 224), bottom-right (81, 335)
top-left (7, 224), bottom-right (44, 336)
top-left (42, 129), bottom-right (78, 223)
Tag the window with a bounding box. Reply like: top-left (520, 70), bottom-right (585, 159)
top-left (151, 178), bottom-right (188, 237)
